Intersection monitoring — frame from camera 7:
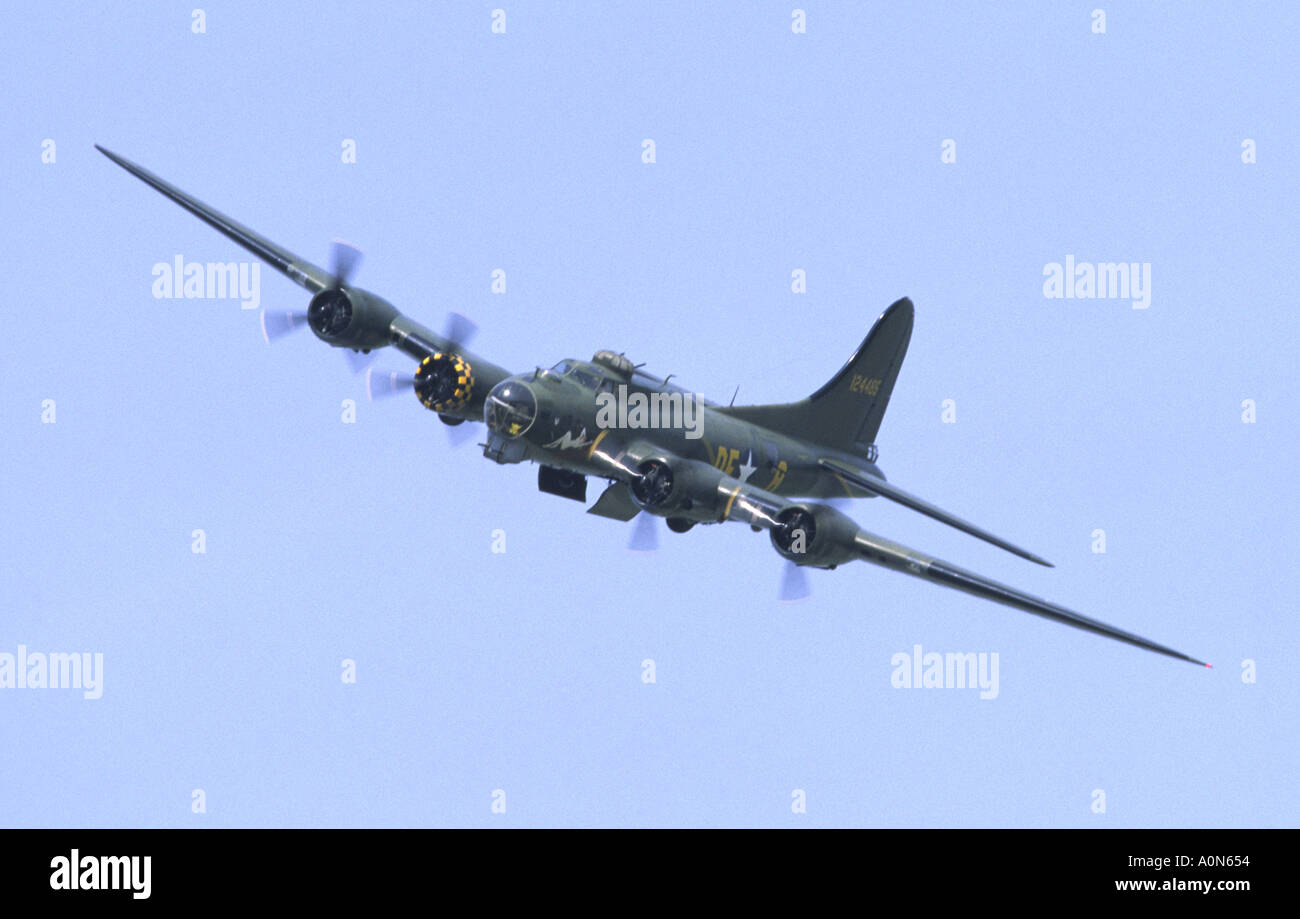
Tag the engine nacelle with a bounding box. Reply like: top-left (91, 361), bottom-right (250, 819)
top-left (770, 503), bottom-right (861, 568)
top-left (414, 352), bottom-right (475, 413)
top-left (628, 457), bottom-right (726, 517)
top-left (307, 286), bottom-right (400, 351)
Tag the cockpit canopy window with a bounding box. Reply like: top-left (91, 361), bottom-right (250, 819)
top-left (548, 360), bottom-right (606, 391)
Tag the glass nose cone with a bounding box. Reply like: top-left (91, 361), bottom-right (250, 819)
top-left (484, 380), bottom-right (538, 438)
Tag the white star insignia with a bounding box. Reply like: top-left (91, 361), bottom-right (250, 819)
top-left (737, 451), bottom-right (757, 483)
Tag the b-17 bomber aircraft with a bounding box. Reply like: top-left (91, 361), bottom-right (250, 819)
top-left (96, 145), bottom-right (1208, 667)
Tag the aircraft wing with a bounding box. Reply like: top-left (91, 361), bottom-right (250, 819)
top-left (96, 145), bottom-right (335, 294)
top-left (96, 145), bottom-right (514, 416)
top-left (847, 527), bottom-right (1207, 666)
top-left (819, 457), bottom-right (1054, 567)
top-left (770, 502), bottom-right (1204, 665)
top-left (580, 444), bottom-right (1205, 665)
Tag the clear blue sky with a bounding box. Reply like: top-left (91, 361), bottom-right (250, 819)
top-left (1, 2), bottom-right (1295, 827)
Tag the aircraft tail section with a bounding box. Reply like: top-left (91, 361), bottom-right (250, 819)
top-left (720, 297), bottom-right (914, 458)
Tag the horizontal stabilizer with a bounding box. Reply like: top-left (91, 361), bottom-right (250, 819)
top-left (819, 458), bottom-right (1053, 567)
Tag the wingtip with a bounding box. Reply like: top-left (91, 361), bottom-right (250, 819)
top-left (1014, 547), bottom-right (1054, 568)
top-left (94, 144), bottom-right (126, 167)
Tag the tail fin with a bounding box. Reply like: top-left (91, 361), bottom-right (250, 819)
top-left (720, 297), bottom-right (913, 457)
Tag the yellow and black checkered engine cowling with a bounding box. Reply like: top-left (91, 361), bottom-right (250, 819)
top-left (413, 352), bottom-right (475, 414)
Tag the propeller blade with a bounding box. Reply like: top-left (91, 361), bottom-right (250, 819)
top-left (344, 349), bottom-right (377, 375)
top-left (446, 421), bottom-right (478, 447)
top-left (260, 309), bottom-right (308, 343)
top-left (628, 513), bottom-right (659, 552)
top-left (780, 562), bottom-right (811, 601)
top-left (330, 238), bottom-right (363, 287)
top-left (443, 311), bottom-right (478, 350)
top-left (365, 368), bottom-right (414, 401)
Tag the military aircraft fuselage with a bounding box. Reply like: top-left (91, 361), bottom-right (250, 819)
top-left (479, 354), bottom-right (885, 508)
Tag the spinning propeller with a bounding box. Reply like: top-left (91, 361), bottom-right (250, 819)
top-left (365, 311), bottom-right (482, 446)
top-left (260, 239), bottom-right (368, 376)
top-left (627, 513), bottom-right (659, 552)
top-left (779, 563), bottom-right (811, 601)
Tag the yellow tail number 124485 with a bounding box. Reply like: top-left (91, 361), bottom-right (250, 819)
top-left (850, 375), bottom-right (882, 396)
